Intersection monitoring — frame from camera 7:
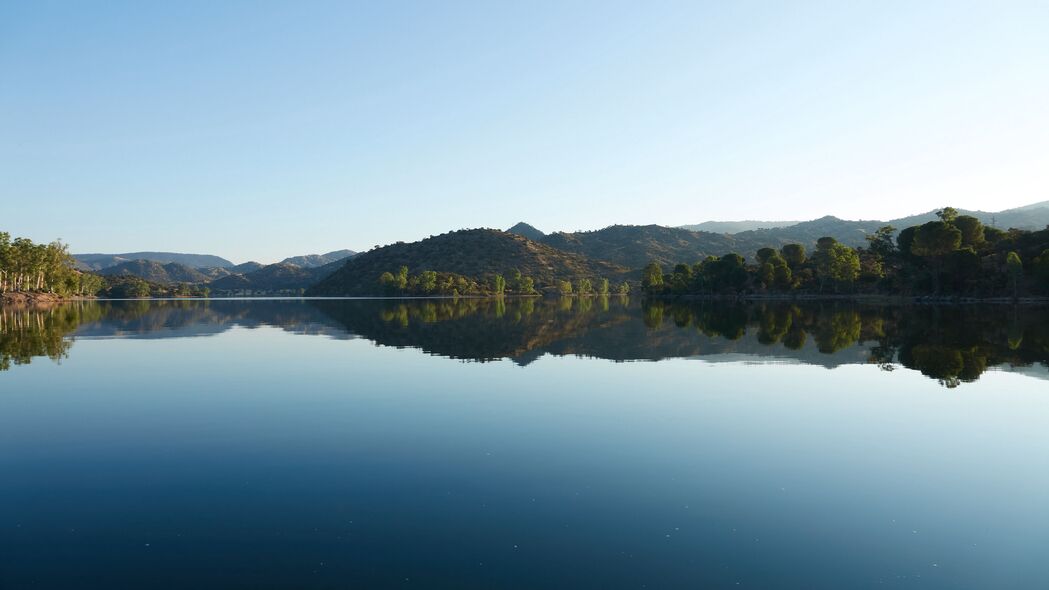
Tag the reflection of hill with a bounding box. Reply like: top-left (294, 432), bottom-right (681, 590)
top-left (311, 299), bottom-right (1049, 386)
top-left (310, 299), bottom-right (879, 367)
top-left (2, 299), bottom-right (1047, 387)
top-left (72, 300), bottom-right (358, 340)
top-left (311, 298), bottom-right (637, 363)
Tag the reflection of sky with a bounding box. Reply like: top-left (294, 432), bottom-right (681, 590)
top-left (1, 326), bottom-right (1047, 587)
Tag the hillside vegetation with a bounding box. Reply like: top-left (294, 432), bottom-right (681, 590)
top-left (100, 260), bottom-right (210, 285)
top-left (542, 224), bottom-right (739, 269)
top-left (643, 208), bottom-right (1049, 299)
top-left (308, 229), bottom-right (628, 296)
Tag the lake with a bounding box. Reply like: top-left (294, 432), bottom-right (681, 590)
top-left (1, 298), bottom-right (1048, 588)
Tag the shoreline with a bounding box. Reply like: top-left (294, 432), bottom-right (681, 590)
top-left (1, 292), bottom-right (97, 307)
top-left (647, 293), bottom-right (1049, 305)
top-left (4, 291), bottom-right (1049, 306)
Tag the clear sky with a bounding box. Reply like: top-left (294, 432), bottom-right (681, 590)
top-left (2, 1), bottom-right (1047, 263)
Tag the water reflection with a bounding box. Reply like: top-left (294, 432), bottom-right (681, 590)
top-left (2, 298), bottom-right (1047, 386)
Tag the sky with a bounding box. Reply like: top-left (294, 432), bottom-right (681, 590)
top-left (2, 1), bottom-right (1048, 263)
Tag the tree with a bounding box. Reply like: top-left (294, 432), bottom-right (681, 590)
top-left (598, 278), bottom-right (609, 295)
top-left (814, 239), bottom-right (860, 291)
top-left (911, 221), bottom-right (961, 293)
top-left (396, 266), bottom-right (409, 290)
top-left (558, 280), bottom-right (573, 295)
top-left (641, 262), bottom-right (664, 293)
top-left (379, 271), bottom-right (398, 295)
top-left (492, 274), bottom-right (506, 295)
top-left (896, 226), bottom-right (918, 260)
top-left (420, 270), bottom-right (438, 294)
top-left (617, 281), bottom-right (630, 295)
top-left (706, 254), bottom-right (747, 293)
top-left (669, 264), bottom-right (692, 294)
top-left (576, 278), bottom-right (592, 295)
top-left (757, 251), bottom-right (791, 291)
top-left (518, 275), bottom-right (536, 295)
top-left (865, 226), bottom-right (897, 258)
top-left (954, 215), bottom-right (985, 248)
top-left (781, 244), bottom-right (806, 268)
top-left (1006, 251), bottom-right (1023, 299)
top-left (755, 248), bottom-right (777, 265)
top-left (936, 207), bottom-right (959, 225)
top-left (1034, 249), bottom-right (1049, 290)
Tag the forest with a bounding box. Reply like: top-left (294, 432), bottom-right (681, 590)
top-left (0, 232), bottom-right (103, 297)
top-left (642, 208), bottom-right (1049, 299)
top-left (0, 232), bottom-right (210, 299)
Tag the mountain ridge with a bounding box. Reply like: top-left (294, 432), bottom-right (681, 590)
top-left (308, 229), bottom-right (628, 296)
top-left (75, 252), bottom-right (234, 271)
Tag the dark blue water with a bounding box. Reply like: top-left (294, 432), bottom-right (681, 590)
top-left (1, 299), bottom-right (1047, 588)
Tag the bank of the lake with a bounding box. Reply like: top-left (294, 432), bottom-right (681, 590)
top-left (1, 292), bottom-right (97, 306)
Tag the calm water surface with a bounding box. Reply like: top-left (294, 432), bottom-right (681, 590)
top-left (1, 299), bottom-right (1047, 588)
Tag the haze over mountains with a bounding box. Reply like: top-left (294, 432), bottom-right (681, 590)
top-left (73, 249), bottom-right (358, 294)
top-left (74, 252), bottom-right (234, 271)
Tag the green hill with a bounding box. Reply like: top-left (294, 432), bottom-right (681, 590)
top-left (307, 229), bottom-right (628, 296)
top-left (100, 260), bottom-right (210, 285)
top-left (541, 224), bottom-right (740, 268)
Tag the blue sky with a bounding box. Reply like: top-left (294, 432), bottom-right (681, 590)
top-left (2, 1), bottom-right (1047, 263)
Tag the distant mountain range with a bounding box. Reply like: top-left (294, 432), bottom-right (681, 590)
top-left (209, 259), bottom-right (349, 294)
top-left (501, 200), bottom-right (1049, 268)
top-left (67, 200), bottom-right (1048, 296)
top-left (74, 252), bottom-right (234, 271)
top-left (74, 249), bottom-right (356, 272)
top-left (679, 220), bottom-right (800, 233)
top-left (71, 249), bottom-right (358, 294)
top-left (681, 201), bottom-right (1049, 244)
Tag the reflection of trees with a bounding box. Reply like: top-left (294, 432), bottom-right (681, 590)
top-left (757, 305), bottom-right (793, 345)
top-left (0, 302), bottom-right (104, 370)
top-left (813, 309), bottom-right (862, 353)
top-left (3, 298), bottom-right (1048, 387)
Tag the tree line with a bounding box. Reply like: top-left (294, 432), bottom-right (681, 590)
top-left (378, 267), bottom-right (543, 296)
top-left (1, 231), bottom-right (214, 300)
top-left (642, 208), bottom-right (1049, 299)
top-left (378, 267), bottom-right (632, 297)
top-left (0, 232), bottom-right (103, 297)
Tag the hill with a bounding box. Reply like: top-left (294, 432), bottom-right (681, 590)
top-left (669, 202), bottom-right (1049, 257)
top-left (541, 224), bottom-right (740, 268)
top-left (506, 222), bottom-right (546, 241)
top-left (280, 249), bottom-right (356, 268)
top-left (727, 204), bottom-right (1049, 252)
top-left (99, 260), bottom-right (210, 285)
top-left (678, 220), bottom-right (799, 233)
top-left (230, 261), bottom-right (265, 274)
top-left (307, 229), bottom-right (628, 296)
top-left (74, 252), bottom-right (233, 271)
top-left (209, 259), bottom-right (347, 295)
